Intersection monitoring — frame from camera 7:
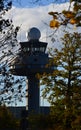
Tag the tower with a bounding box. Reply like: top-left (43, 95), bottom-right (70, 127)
top-left (10, 27), bottom-right (55, 114)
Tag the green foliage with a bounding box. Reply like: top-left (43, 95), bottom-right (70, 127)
top-left (28, 113), bottom-right (54, 130)
top-left (41, 32), bottom-right (81, 129)
top-left (0, 105), bottom-right (19, 130)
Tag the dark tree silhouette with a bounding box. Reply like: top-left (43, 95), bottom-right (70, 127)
top-left (0, 0), bottom-right (26, 105)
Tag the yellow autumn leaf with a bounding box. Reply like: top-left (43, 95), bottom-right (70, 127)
top-left (73, 4), bottom-right (81, 12)
top-left (48, 11), bottom-right (58, 15)
top-left (62, 10), bottom-right (75, 18)
top-left (70, 18), bottom-right (77, 24)
top-left (50, 19), bottom-right (60, 28)
top-left (48, 11), bottom-right (54, 16)
top-left (36, 73), bottom-right (41, 79)
top-left (73, 5), bottom-right (79, 12)
top-left (53, 14), bottom-right (58, 19)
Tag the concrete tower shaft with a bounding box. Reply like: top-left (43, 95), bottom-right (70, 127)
top-left (10, 27), bottom-right (55, 114)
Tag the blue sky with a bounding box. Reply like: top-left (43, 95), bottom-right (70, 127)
top-left (13, 0), bottom-right (69, 7)
top-left (7, 0), bottom-right (81, 107)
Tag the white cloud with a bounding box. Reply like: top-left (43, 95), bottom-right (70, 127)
top-left (5, 2), bottom-right (81, 106)
top-left (6, 2), bottom-right (81, 48)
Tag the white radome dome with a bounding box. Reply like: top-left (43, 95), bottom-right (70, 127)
top-left (27, 27), bottom-right (41, 41)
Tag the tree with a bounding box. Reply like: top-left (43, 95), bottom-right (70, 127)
top-left (41, 32), bottom-right (81, 129)
top-left (0, 0), bottom-right (26, 105)
top-left (0, 105), bottom-right (19, 130)
top-left (0, 0), bottom-right (80, 105)
top-left (28, 113), bottom-right (54, 130)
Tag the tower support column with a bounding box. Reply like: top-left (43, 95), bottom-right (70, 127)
top-left (27, 75), bottom-right (40, 114)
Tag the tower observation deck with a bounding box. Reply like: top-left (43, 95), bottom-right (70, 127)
top-left (10, 27), bottom-right (56, 114)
